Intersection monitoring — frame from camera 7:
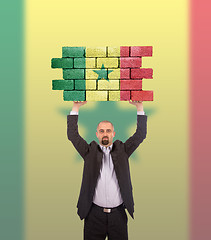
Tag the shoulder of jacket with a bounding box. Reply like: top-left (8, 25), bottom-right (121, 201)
top-left (89, 141), bottom-right (99, 149)
top-left (90, 140), bottom-right (98, 146)
top-left (113, 140), bottom-right (124, 146)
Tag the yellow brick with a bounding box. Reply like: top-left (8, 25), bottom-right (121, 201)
top-left (108, 47), bottom-right (120, 57)
top-left (98, 80), bottom-right (119, 90)
top-left (86, 58), bottom-right (96, 68)
top-left (86, 47), bottom-right (106, 57)
top-left (86, 69), bottom-right (98, 80)
top-left (86, 80), bottom-right (96, 90)
top-left (108, 69), bottom-right (120, 79)
top-left (86, 91), bottom-right (108, 101)
top-left (109, 91), bottom-right (120, 101)
top-left (97, 58), bottom-right (119, 68)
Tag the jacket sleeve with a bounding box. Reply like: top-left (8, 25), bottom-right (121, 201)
top-left (123, 115), bottom-right (147, 157)
top-left (67, 115), bottom-right (89, 159)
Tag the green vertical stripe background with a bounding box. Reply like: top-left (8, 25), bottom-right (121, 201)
top-left (0, 1), bottom-right (24, 240)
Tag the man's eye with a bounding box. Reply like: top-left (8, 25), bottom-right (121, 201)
top-left (107, 130), bottom-right (111, 133)
top-left (99, 130), bottom-right (104, 133)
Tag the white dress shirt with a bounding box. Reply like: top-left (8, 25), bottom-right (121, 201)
top-left (93, 144), bottom-right (123, 208)
top-left (70, 110), bottom-right (145, 207)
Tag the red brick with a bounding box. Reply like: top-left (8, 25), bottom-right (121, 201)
top-left (120, 57), bottom-right (142, 68)
top-left (120, 69), bottom-right (130, 79)
top-left (130, 46), bottom-right (153, 57)
top-left (131, 91), bottom-right (153, 101)
top-left (120, 80), bottom-right (142, 90)
top-left (120, 46), bottom-right (130, 57)
top-left (131, 68), bottom-right (153, 79)
top-left (120, 91), bottom-right (130, 101)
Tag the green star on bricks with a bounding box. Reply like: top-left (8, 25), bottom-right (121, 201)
top-left (93, 64), bottom-right (113, 81)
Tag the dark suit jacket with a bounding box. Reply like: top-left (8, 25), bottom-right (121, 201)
top-left (67, 114), bottom-right (147, 220)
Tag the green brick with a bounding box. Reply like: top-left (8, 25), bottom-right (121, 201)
top-left (51, 58), bottom-right (62, 68)
top-left (75, 80), bottom-right (86, 90)
top-left (62, 47), bottom-right (85, 57)
top-left (62, 58), bottom-right (73, 68)
top-left (63, 69), bottom-right (85, 79)
top-left (63, 91), bottom-right (85, 101)
top-left (74, 58), bottom-right (86, 68)
top-left (52, 80), bottom-right (74, 90)
top-left (51, 58), bottom-right (73, 68)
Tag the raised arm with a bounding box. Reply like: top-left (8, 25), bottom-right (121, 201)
top-left (124, 101), bottom-right (147, 157)
top-left (67, 101), bottom-right (89, 159)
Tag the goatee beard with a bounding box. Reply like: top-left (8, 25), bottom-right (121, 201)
top-left (102, 139), bottom-right (109, 145)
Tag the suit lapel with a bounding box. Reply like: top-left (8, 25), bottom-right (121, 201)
top-left (96, 146), bottom-right (103, 171)
top-left (110, 142), bottom-right (119, 166)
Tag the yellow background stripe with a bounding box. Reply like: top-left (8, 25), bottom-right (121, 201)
top-left (25, 0), bottom-right (188, 239)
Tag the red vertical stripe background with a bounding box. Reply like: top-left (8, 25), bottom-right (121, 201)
top-left (191, 0), bottom-right (211, 240)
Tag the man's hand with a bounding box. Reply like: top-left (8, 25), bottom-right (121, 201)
top-left (72, 101), bottom-right (87, 112)
top-left (129, 100), bottom-right (144, 111)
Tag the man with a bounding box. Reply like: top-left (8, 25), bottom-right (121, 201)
top-left (67, 100), bottom-right (147, 240)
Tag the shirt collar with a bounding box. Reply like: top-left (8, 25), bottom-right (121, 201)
top-left (99, 143), bottom-right (113, 151)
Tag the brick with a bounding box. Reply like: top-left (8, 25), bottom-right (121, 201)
top-left (131, 91), bottom-right (153, 101)
top-left (108, 69), bottom-right (120, 79)
top-left (62, 58), bottom-right (74, 68)
top-left (108, 47), bottom-right (120, 57)
top-left (51, 58), bottom-right (73, 68)
top-left (62, 47), bottom-right (85, 57)
top-left (63, 69), bottom-right (85, 79)
top-left (74, 58), bottom-right (85, 68)
top-left (98, 80), bottom-right (119, 90)
top-left (51, 58), bottom-right (62, 68)
top-left (63, 90), bottom-right (85, 101)
top-left (120, 46), bottom-right (130, 57)
top-left (52, 80), bottom-right (74, 90)
top-left (131, 68), bottom-right (153, 79)
top-left (86, 80), bottom-right (96, 90)
top-left (120, 91), bottom-right (130, 101)
top-left (120, 57), bottom-right (142, 68)
top-left (120, 80), bottom-right (142, 90)
top-left (86, 91), bottom-right (108, 101)
top-left (86, 69), bottom-right (100, 80)
top-left (130, 46), bottom-right (153, 57)
top-left (86, 47), bottom-right (106, 57)
top-left (120, 69), bottom-right (130, 79)
top-left (109, 91), bottom-right (120, 101)
top-left (75, 80), bottom-right (86, 90)
top-left (86, 58), bottom-right (96, 68)
top-left (97, 58), bottom-right (118, 68)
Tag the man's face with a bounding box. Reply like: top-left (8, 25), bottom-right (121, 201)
top-left (96, 122), bottom-right (116, 147)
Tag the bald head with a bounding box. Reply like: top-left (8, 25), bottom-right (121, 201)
top-left (97, 120), bottom-right (114, 131)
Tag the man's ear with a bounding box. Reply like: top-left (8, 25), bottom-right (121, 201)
top-left (96, 132), bottom-right (98, 138)
top-left (113, 131), bottom-right (116, 137)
